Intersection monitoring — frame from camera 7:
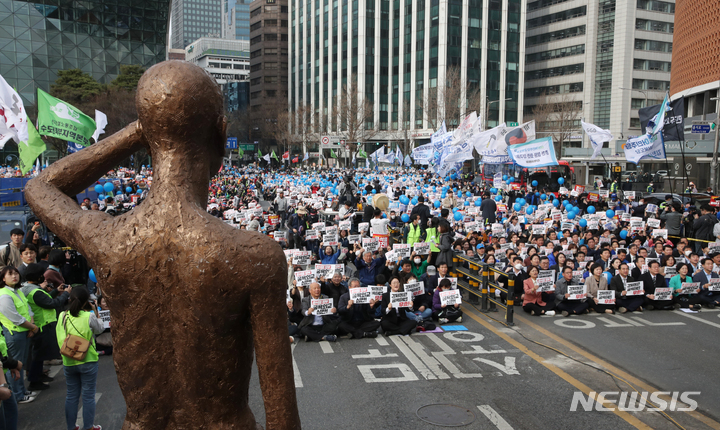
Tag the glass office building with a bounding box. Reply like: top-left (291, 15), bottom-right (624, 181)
top-left (0, 0), bottom-right (169, 106)
top-left (223, 0), bottom-right (252, 41)
top-left (170, 0), bottom-right (222, 49)
top-left (289, 0), bottom-right (526, 144)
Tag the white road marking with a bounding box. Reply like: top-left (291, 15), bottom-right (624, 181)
top-left (473, 357), bottom-right (520, 375)
top-left (631, 317), bottom-right (684, 326)
top-left (375, 336), bottom-right (389, 346)
top-left (477, 405), bottom-right (514, 430)
top-left (612, 315), bottom-right (644, 326)
top-left (554, 319), bottom-right (596, 329)
top-left (461, 344), bottom-right (508, 354)
top-left (76, 393), bottom-right (102, 427)
top-left (48, 365), bottom-right (62, 379)
top-left (678, 312), bottom-right (720, 329)
top-left (426, 335), bottom-right (484, 378)
top-left (400, 336), bottom-right (450, 380)
top-left (443, 331), bottom-right (485, 342)
top-left (389, 336), bottom-right (437, 380)
top-left (291, 343), bottom-right (303, 388)
top-left (351, 349), bottom-right (398, 359)
top-left (596, 317), bottom-right (635, 328)
top-left (357, 363), bottom-right (419, 383)
top-left (319, 341), bottom-right (334, 354)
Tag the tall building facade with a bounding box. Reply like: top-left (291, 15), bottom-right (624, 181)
top-left (0, 0), bottom-right (169, 106)
top-left (289, 0), bottom-right (527, 145)
top-left (523, 0), bottom-right (674, 149)
top-left (185, 37), bottom-right (250, 84)
top-left (249, 0), bottom-right (289, 110)
top-left (223, 0), bottom-right (253, 40)
top-left (170, 0), bottom-right (222, 49)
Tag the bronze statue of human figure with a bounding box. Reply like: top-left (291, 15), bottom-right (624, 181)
top-left (26, 61), bottom-right (301, 430)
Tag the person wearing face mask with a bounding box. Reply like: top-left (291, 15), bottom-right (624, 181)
top-left (404, 214), bottom-right (426, 247)
top-left (498, 257), bottom-right (528, 305)
top-left (410, 252), bottom-right (430, 278)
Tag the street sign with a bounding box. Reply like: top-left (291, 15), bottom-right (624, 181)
top-left (226, 137), bottom-right (238, 149)
top-left (508, 122), bottom-right (519, 127)
top-left (691, 124), bottom-right (711, 134)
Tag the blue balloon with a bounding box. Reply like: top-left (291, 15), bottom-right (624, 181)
top-left (517, 198), bottom-right (525, 206)
top-left (606, 209), bottom-right (615, 218)
top-left (503, 175), bottom-right (508, 181)
top-left (532, 180), bottom-right (538, 187)
top-left (579, 219), bottom-right (588, 228)
top-left (371, 189), bottom-right (377, 194)
top-left (506, 179), bottom-right (513, 185)
top-left (466, 191), bottom-right (472, 198)
top-left (125, 187), bottom-right (133, 193)
top-left (400, 195), bottom-right (410, 205)
top-left (89, 269), bottom-right (97, 283)
top-left (526, 207), bottom-right (534, 215)
top-left (557, 231), bottom-right (564, 239)
top-left (136, 190), bottom-right (142, 195)
top-left (535, 192), bottom-right (540, 197)
top-left (587, 206), bottom-right (596, 214)
top-left (620, 230), bottom-right (628, 239)
top-left (495, 195), bottom-right (502, 202)
top-left (567, 212), bottom-right (576, 220)
top-left (97, 193), bottom-right (104, 200)
top-left (541, 194), bottom-right (547, 200)
top-left (454, 212), bottom-right (463, 221)
top-left (116, 190), bottom-right (122, 195)
top-left (563, 200), bottom-right (571, 207)
top-left (490, 188), bottom-right (498, 194)
top-left (434, 200), bottom-right (441, 208)
top-left (103, 182), bottom-right (114, 193)
top-left (502, 218), bottom-right (508, 223)
top-left (411, 198), bottom-right (418, 205)
top-left (552, 199), bottom-right (560, 207)
top-left (94, 184), bottom-right (103, 194)
top-left (558, 177), bottom-right (565, 185)
top-left (475, 199), bottom-right (482, 207)
top-left (362, 190), bottom-right (367, 195)
top-left (401, 214), bottom-right (410, 223)
top-left (513, 203), bottom-right (521, 212)
top-left (382, 213), bottom-right (387, 219)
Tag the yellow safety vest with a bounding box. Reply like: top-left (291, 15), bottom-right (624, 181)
top-left (0, 287), bottom-right (31, 334)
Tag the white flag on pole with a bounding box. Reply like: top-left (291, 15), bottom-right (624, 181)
top-left (0, 73), bottom-right (29, 144)
top-left (581, 120), bottom-right (613, 160)
top-left (92, 110), bottom-right (108, 143)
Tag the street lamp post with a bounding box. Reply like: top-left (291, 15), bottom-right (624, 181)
top-left (485, 97), bottom-right (512, 131)
top-left (710, 93), bottom-right (720, 193)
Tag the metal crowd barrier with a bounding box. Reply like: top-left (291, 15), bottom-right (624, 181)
top-left (451, 252), bottom-right (515, 326)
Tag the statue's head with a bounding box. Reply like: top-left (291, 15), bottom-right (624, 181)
top-left (136, 61), bottom-right (226, 174)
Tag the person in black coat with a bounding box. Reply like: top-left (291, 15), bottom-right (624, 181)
top-left (380, 276), bottom-right (416, 336)
top-left (298, 283), bottom-right (339, 342)
top-left (409, 196), bottom-right (432, 231)
top-left (609, 263), bottom-right (643, 312)
top-left (337, 278), bottom-right (380, 339)
top-left (480, 192), bottom-right (497, 224)
top-left (640, 261), bottom-right (674, 310)
top-left (693, 257), bottom-right (720, 308)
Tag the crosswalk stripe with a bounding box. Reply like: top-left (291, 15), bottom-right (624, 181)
top-left (319, 341), bottom-right (334, 353)
top-left (291, 343), bottom-right (303, 388)
top-left (477, 405), bottom-right (514, 430)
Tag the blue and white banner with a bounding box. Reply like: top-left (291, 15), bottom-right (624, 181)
top-left (623, 132), bottom-right (666, 165)
top-left (67, 141), bottom-right (85, 154)
top-left (411, 143), bottom-right (434, 164)
top-left (507, 137), bottom-right (558, 168)
top-left (430, 121), bottom-right (447, 146)
top-left (581, 120), bottom-right (613, 160)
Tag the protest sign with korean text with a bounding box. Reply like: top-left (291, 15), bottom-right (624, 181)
top-left (310, 298), bottom-right (334, 315)
top-left (439, 289), bottom-right (462, 306)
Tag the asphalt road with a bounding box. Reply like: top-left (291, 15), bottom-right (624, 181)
top-left (18, 306), bottom-right (720, 430)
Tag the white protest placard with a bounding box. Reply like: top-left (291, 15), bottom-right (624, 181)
top-left (369, 285), bottom-right (387, 301)
top-left (599, 190), bottom-right (609, 198)
top-left (663, 266), bottom-right (677, 278)
top-left (323, 233), bottom-right (339, 243)
top-left (294, 270), bottom-right (315, 286)
top-left (273, 231), bottom-right (285, 242)
top-left (312, 222), bottom-right (325, 232)
top-left (708, 278), bottom-right (720, 292)
top-left (447, 277), bottom-right (458, 289)
top-left (532, 224), bottom-right (546, 236)
top-left (362, 237), bottom-right (380, 252)
top-left (98, 310), bottom-right (111, 329)
top-left (404, 281), bottom-right (424, 297)
top-left (414, 242), bottom-right (430, 255)
top-left (621, 212), bottom-right (631, 222)
top-left (439, 289), bottom-right (462, 306)
top-left (311, 298), bottom-right (334, 315)
top-left (465, 221), bottom-right (479, 232)
top-left (349, 287), bottom-right (372, 304)
top-left (625, 281), bottom-right (644, 296)
top-left (646, 203), bottom-right (658, 213)
top-left (347, 234), bottom-right (361, 244)
top-left (324, 226), bottom-right (338, 235)
top-left (315, 264), bottom-right (343, 279)
top-left (652, 229), bottom-right (668, 239)
top-left (709, 242), bottom-right (720, 254)
top-left (305, 230), bottom-right (320, 240)
top-left (572, 270), bottom-right (584, 284)
top-left (679, 282), bottom-right (699, 295)
top-left (390, 291), bottom-right (413, 308)
top-left (654, 287), bottom-right (673, 301)
top-left (539, 270), bottom-right (556, 280)
top-left (561, 222), bottom-right (574, 231)
top-left (393, 244), bottom-right (411, 259)
top-left (626, 191), bottom-right (636, 200)
top-left (283, 249), bottom-right (295, 259)
top-left (588, 220), bottom-right (599, 230)
top-left (536, 277), bottom-right (555, 292)
top-left (492, 223), bottom-right (504, 235)
top-left (339, 220), bottom-right (351, 231)
top-left (596, 290), bottom-right (615, 305)
top-left (384, 250), bottom-right (397, 262)
top-left (358, 222), bottom-right (369, 232)
top-left (567, 285), bottom-right (586, 300)
top-left (647, 218), bottom-right (661, 228)
top-left (292, 251), bottom-right (312, 265)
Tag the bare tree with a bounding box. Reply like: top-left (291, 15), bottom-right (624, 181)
top-left (528, 92), bottom-right (582, 157)
top-left (332, 74), bottom-right (376, 154)
top-left (424, 66), bottom-right (481, 131)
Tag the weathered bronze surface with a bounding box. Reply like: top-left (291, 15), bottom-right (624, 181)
top-left (26, 61), bottom-right (301, 430)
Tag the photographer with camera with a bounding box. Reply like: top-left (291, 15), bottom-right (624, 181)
top-left (337, 174), bottom-right (358, 206)
top-left (56, 287), bottom-right (104, 430)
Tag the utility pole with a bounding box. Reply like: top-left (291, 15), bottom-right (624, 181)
top-left (711, 92), bottom-right (720, 194)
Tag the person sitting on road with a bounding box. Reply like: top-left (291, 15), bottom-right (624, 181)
top-left (610, 263), bottom-right (643, 313)
top-left (355, 249), bottom-right (387, 287)
top-left (554, 266), bottom-right (589, 317)
top-left (380, 276), bottom-right (417, 336)
top-left (431, 279), bottom-right (463, 324)
top-left (320, 271), bottom-right (348, 313)
top-left (693, 258), bottom-right (720, 309)
top-left (586, 263), bottom-right (614, 314)
top-left (410, 252), bottom-right (430, 279)
top-left (317, 244), bottom-right (342, 265)
top-left (522, 266), bottom-right (556, 316)
top-left (337, 278), bottom-right (380, 339)
top-left (641, 260), bottom-right (674, 311)
top-left (670, 263), bottom-right (702, 311)
top-left (298, 282), bottom-right (339, 342)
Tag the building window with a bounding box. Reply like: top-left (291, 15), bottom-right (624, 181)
top-left (250, 22), bottom-right (261, 31)
top-left (528, 0), bottom-right (571, 11)
top-left (632, 59), bottom-right (671, 72)
top-left (634, 39), bottom-right (672, 52)
top-left (266, 90), bottom-right (276, 97)
top-left (250, 8), bottom-right (262, 18)
top-left (637, 0), bottom-right (675, 13)
top-left (526, 44), bottom-right (585, 63)
top-left (525, 63), bottom-right (584, 80)
top-left (635, 18), bottom-right (673, 33)
top-left (526, 25), bottom-right (586, 46)
top-left (632, 79), bottom-right (670, 91)
top-left (524, 82), bottom-right (583, 98)
top-left (265, 19), bottom-right (278, 26)
top-left (527, 6), bottom-right (586, 29)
